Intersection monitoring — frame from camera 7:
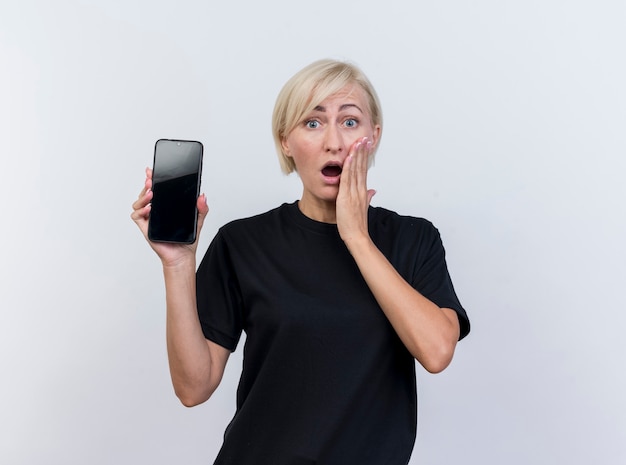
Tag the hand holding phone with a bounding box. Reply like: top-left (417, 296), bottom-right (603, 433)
top-left (148, 139), bottom-right (203, 244)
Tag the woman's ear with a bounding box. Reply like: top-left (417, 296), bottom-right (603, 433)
top-left (281, 137), bottom-right (291, 157)
top-left (371, 125), bottom-right (382, 148)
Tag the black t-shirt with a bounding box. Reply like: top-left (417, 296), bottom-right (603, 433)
top-left (196, 202), bottom-right (469, 465)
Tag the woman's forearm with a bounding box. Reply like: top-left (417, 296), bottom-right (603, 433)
top-left (163, 258), bottom-right (228, 406)
top-left (345, 236), bottom-right (460, 373)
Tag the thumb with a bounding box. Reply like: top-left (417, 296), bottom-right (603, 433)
top-left (366, 189), bottom-right (377, 205)
top-left (196, 194), bottom-right (209, 231)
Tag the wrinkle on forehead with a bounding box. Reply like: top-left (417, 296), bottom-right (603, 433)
top-left (308, 85), bottom-right (369, 117)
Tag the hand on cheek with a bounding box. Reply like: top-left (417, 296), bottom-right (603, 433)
top-left (336, 137), bottom-right (376, 244)
top-left (345, 136), bottom-right (376, 200)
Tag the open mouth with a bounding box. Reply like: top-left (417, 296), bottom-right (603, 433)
top-left (321, 164), bottom-right (342, 177)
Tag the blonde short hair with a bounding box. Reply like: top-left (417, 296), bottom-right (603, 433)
top-left (272, 59), bottom-right (383, 174)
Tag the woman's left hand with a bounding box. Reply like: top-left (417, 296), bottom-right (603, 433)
top-left (336, 136), bottom-right (376, 246)
top-left (335, 138), bottom-right (460, 372)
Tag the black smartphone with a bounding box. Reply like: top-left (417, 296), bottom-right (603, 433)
top-left (148, 139), bottom-right (203, 244)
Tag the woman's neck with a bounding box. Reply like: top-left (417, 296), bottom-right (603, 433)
top-left (297, 197), bottom-right (337, 224)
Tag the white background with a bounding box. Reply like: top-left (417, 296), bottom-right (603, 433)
top-left (2, 1), bottom-right (625, 464)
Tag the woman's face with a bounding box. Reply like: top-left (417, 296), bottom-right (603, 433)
top-left (281, 84), bottom-right (381, 213)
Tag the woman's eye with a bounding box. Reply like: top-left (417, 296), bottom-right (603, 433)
top-left (344, 118), bottom-right (358, 128)
top-left (306, 120), bottom-right (320, 129)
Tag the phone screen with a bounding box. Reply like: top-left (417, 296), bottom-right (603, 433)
top-left (148, 139), bottom-right (203, 243)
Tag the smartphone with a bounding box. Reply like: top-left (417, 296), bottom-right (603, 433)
top-left (148, 139), bottom-right (203, 244)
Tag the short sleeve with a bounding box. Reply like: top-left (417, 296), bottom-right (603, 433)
top-left (196, 229), bottom-right (244, 351)
top-left (412, 226), bottom-right (470, 340)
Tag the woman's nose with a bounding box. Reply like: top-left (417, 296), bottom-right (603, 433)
top-left (323, 125), bottom-right (345, 153)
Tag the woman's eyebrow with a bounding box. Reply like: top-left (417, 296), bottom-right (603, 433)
top-left (313, 104), bottom-right (364, 113)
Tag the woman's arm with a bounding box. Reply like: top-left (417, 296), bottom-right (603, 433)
top-left (162, 257), bottom-right (230, 406)
top-left (337, 141), bottom-right (460, 373)
top-left (131, 168), bottom-right (230, 406)
top-left (342, 236), bottom-right (459, 373)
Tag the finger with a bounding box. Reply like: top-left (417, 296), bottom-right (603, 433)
top-left (347, 139), bottom-right (363, 186)
top-left (137, 182), bottom-right (147, 198)
top-left (198, 193), bottom-right (209, 217)
top-left (352, 138), bottom-right (369, 194)
top-left (367, 189), bottom-right (376, 205)
top-left (130, 192), bottom-right (153, 229)
top-left (340, 154), bottom-right (355, 198)
top-left (345, 139), bottom-right (372, 207)
top-left (363, 139), bottom-right (376, 204)
top-left (130, 202), bottom-right (151, 223)
top-left (132, 186), bottom-right (153, 209)
top-left (358, 138), bottom-right (369, 180)
top-left (136, 168), bottom-right (153, 199)
top-left (196, 194), bottom-right (209, 234)
top-left (360, 139), bottom-right (373, 190)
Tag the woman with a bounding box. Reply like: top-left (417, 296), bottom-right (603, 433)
top-left (132, 59), bottom-right (470, 465)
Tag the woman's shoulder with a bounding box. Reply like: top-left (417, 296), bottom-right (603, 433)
top-left (369, 205), bottom-right (437, 233)
top-left (219, 202), bottom-right (294, 235)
